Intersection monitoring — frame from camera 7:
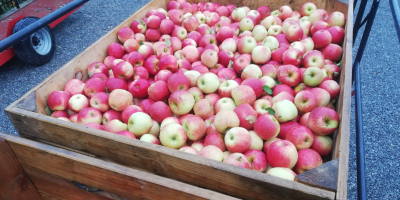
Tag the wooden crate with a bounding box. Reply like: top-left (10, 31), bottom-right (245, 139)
top-left (5, 0), bottom-right (353, 199)
top-left (0, 132), bottom-right (237, 200)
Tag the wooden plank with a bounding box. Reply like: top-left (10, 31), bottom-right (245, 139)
top-left (182, 0), bottom-right (327, 11)
top-left (295, 159), bottom-right (339, 192)
top-left (0, 138), bottom-right (42, 200)
top-left (0, 132), bottom-right (238, 200)
top-left (333, 0), bottom-right (353, 199)
top-left (23, 165), bottom-right (113, 200)
top-left (14, 90), bottom-right (36, 112)
top-left (5, 109), bottom-right (335, 200)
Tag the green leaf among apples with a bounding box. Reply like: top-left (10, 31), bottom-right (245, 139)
top-left (45, 106), bottom-right (52, 116)
top-left (263, 85), bottom-right (273, 95)
top-left (266, 107), bottom-right (275, 115)
top-left (165, 38), bottom-right (171, 47)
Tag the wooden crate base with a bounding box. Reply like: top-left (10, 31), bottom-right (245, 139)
top-left (0, 132), bottom-right (237, 200)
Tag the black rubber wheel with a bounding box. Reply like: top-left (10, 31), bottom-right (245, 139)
top-left (12, 17), bottom-right (56, 66)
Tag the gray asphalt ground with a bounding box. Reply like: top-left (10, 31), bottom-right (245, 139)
top-left (0, 0), bottom-right (399, 199)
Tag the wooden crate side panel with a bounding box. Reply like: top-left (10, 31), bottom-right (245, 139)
top-left (181, 0), bottom-right (327, 10)
top-left (33, 0), bottom-right (167, 115)
top-left (23, 166), bottom-right (112, 200)
top-left (333, 0), bottom-right (353, 199)
top-left (6, 108), bottom-right (335, 200)
top-left (1, 132), bottom-right (236, 200)
top-left (0, 139), bottom-right (42, 200)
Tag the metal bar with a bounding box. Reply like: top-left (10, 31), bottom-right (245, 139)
top-left (354, 61), bottom-right (367, 200)
top-left (353, 0), bottom-right (369, 44)
top-left (358, 12), bottom-right (370, 29)
top-left (353, 0), bottom-right (380, 70)
top-left (390, 0), bottom-right (400, 42)
top-left (0, 0), bottom-right (89, 52)
top-left (352, 1), bottom-right (381, 199)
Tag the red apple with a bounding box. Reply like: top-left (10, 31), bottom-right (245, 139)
top-left (310, 87), bottom-right (331, 107)
top-left (327, 26), bottom-right (345, 45)
top-left (166, 73), bottom-right (189, 93)
top-left (311, 135), bottom-right (333, 157)
top-left (277, 65), bottom-right (301, 87)
top-left (293, 149), bottom-right (323, 174)
top-left (120, 105), bottom-right (142, 124)
top-left (234, 103), bottom-right (258, 130)
top-left (232, 54), bottom-right (251, 74)
top-left (278, 5), bottom-right (293, 20)
top-left (327, 11), bottom-right (346, 27)
top-left (108, 43), bottom-right (125, 59)
top-left (193, 99), bottom-right (214, 120)
top-left (159, 19), bottom-right (175, 34)
top-left (273, 84), bottom-right (294, 96)
top-left (309, 9), bottom-right (328, 24)
top-left (312, 30), bottom-right (332, 49)
top-left (214, 110), bottom-right (240, 134)
top-left (89, 92), bottom-right (109, 112)
top-left (244, 149), bottom-right (268, 172)
top-left (64, 79), bottom-right (85, 96)
top-left (269, 42), bottom-right (287, 61)
top-left (180, 45), bottom-right (199, 63)
top-left (267, 140), bottom-right (298, 168)
top-left (199, 145), bottom-right (224, 161)
top-left (254, 114), bottom-right (280, 140)
top-left (299, 112), bottom-right (310, 128)
top-left (225, 127), bottom-right (251, 153)
top-left (85, 122), bottom-right (103, 130)
top-left (294, 90), bottom-right (318, 113)
top-left (285, 25), bottom-right (303, 42)
top-left (131, 19), bottom-right (147, 34)
top-left (232, 85), bottom-right (256, 106)
top-left (223, 153), bottom-right (251, 168)
top-left (168, 90), bottom-right (195, 115)
top-left (308, 107), bottom-right (339, 135)
top-left (77, 107), bottom-right (102, 125)
top-left (286, 125), bottom-right (314, 150)
top-left (148, 81), bottom-right (170, 101)
top-left (321, 44), bottom-right (342, 62)
top-left (108, 89), bottom-right (133, 111)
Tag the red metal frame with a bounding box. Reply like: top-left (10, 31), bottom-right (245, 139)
top-left (0, 0), bottom-right (82, 66)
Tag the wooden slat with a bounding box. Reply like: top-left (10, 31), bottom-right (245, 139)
top-left (332, 0), bottom-right (353, 199)
top-left (295, 159), bottom-right (339, 192)
top-left (0, 132), bottom-right (238, 200)
top-left (0, 138), bottom-right (42, 200)
top-left (23, 165), bottom-right (113, 200)
top-left (6, 108), bottom-right (335, 200)
top-left (14, 90), bottom-right (36, 112)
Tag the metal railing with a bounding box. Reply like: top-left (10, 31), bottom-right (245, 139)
top-left (352, 1), bottom-right (381, 199)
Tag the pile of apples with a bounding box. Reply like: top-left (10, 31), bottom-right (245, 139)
top-left (46, 1), bottom-right (346, 181)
